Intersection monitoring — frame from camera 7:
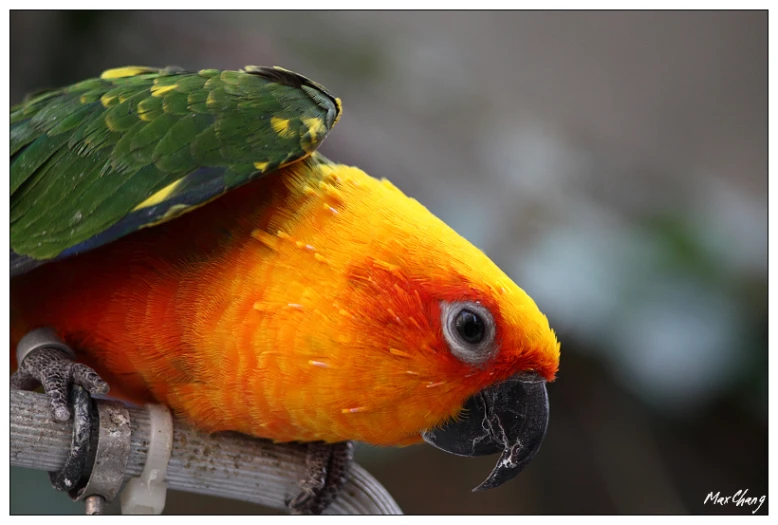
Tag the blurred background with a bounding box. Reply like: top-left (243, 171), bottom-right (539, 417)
top-left (10, 10), bottom-right (767, 515)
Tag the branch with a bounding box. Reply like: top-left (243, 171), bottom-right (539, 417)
top-left (10, 390), bottom-right (402, 514)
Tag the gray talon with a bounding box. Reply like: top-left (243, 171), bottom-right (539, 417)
top-left (12, 344), bottom-right (109, 421)
top-left (288, 441), bottom-right (354, 514)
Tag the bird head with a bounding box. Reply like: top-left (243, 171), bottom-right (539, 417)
top-left (280, 161), bottom-right (560, 490)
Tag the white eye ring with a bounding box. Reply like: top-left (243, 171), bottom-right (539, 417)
top-left (440, 301), bottom-right (497, 366)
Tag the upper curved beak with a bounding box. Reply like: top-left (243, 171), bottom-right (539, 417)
top-left (421, 375), bottom-right (549, 491)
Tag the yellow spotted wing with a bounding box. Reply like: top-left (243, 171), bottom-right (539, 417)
top-left (11, 65), bottom-right (341, 276)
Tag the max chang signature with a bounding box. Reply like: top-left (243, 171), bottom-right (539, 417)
top-left (705, 490), bottom-right (766, 514)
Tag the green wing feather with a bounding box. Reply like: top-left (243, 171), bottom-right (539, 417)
top-left (11, 65), bottom-right (341, 276)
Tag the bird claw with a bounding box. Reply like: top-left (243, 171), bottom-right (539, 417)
top-left (288, 441), bottom-right (354, 514)
top-left (12, 329), bottom-right (109, 421)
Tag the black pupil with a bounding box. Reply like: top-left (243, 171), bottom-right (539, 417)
top-left (455, 309), bottom-right (485, 344)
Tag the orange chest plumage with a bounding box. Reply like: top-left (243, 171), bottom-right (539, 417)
top-left (12, 161), bottom-right (532, 446)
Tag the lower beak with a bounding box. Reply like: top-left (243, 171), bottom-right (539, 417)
top-left (421, 376), bottom-right (549, 491)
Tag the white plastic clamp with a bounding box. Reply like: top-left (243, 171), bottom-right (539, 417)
top-left (120, 404), bottom-right (174, 514)
top-left (16, 327), bottom-right (75, 365)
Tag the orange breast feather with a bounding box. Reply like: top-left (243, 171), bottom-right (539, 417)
top-left (11, 158), bottom-right (560, 445)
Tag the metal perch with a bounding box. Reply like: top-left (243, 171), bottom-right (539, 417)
top-left (10, 389), bottom-right (402, 514)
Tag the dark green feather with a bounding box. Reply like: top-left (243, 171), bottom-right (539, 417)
top-left (10, 65), bottom-right (342, 277)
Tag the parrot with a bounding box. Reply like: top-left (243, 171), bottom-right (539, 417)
top-left (10, 65), bottom-right (561, 513)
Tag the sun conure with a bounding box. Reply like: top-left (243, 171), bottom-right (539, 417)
top-left (10, 65), bottom-right (560, 511)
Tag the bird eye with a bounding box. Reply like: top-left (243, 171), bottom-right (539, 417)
top-left (441, 301), bottom-right (497, 365)
top-left (455, 309), bottom-right (486, 344)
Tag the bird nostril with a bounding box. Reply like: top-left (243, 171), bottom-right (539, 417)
top-left (513, 371), bottom-right (545, 383)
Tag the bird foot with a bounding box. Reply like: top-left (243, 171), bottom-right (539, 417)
top-left (288, 441), bottom-right (354, 514)
top-left (12, 327), bottom-right (109, 421)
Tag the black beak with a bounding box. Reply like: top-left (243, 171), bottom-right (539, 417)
top-left (421, 376), bottom-right (549, 491)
